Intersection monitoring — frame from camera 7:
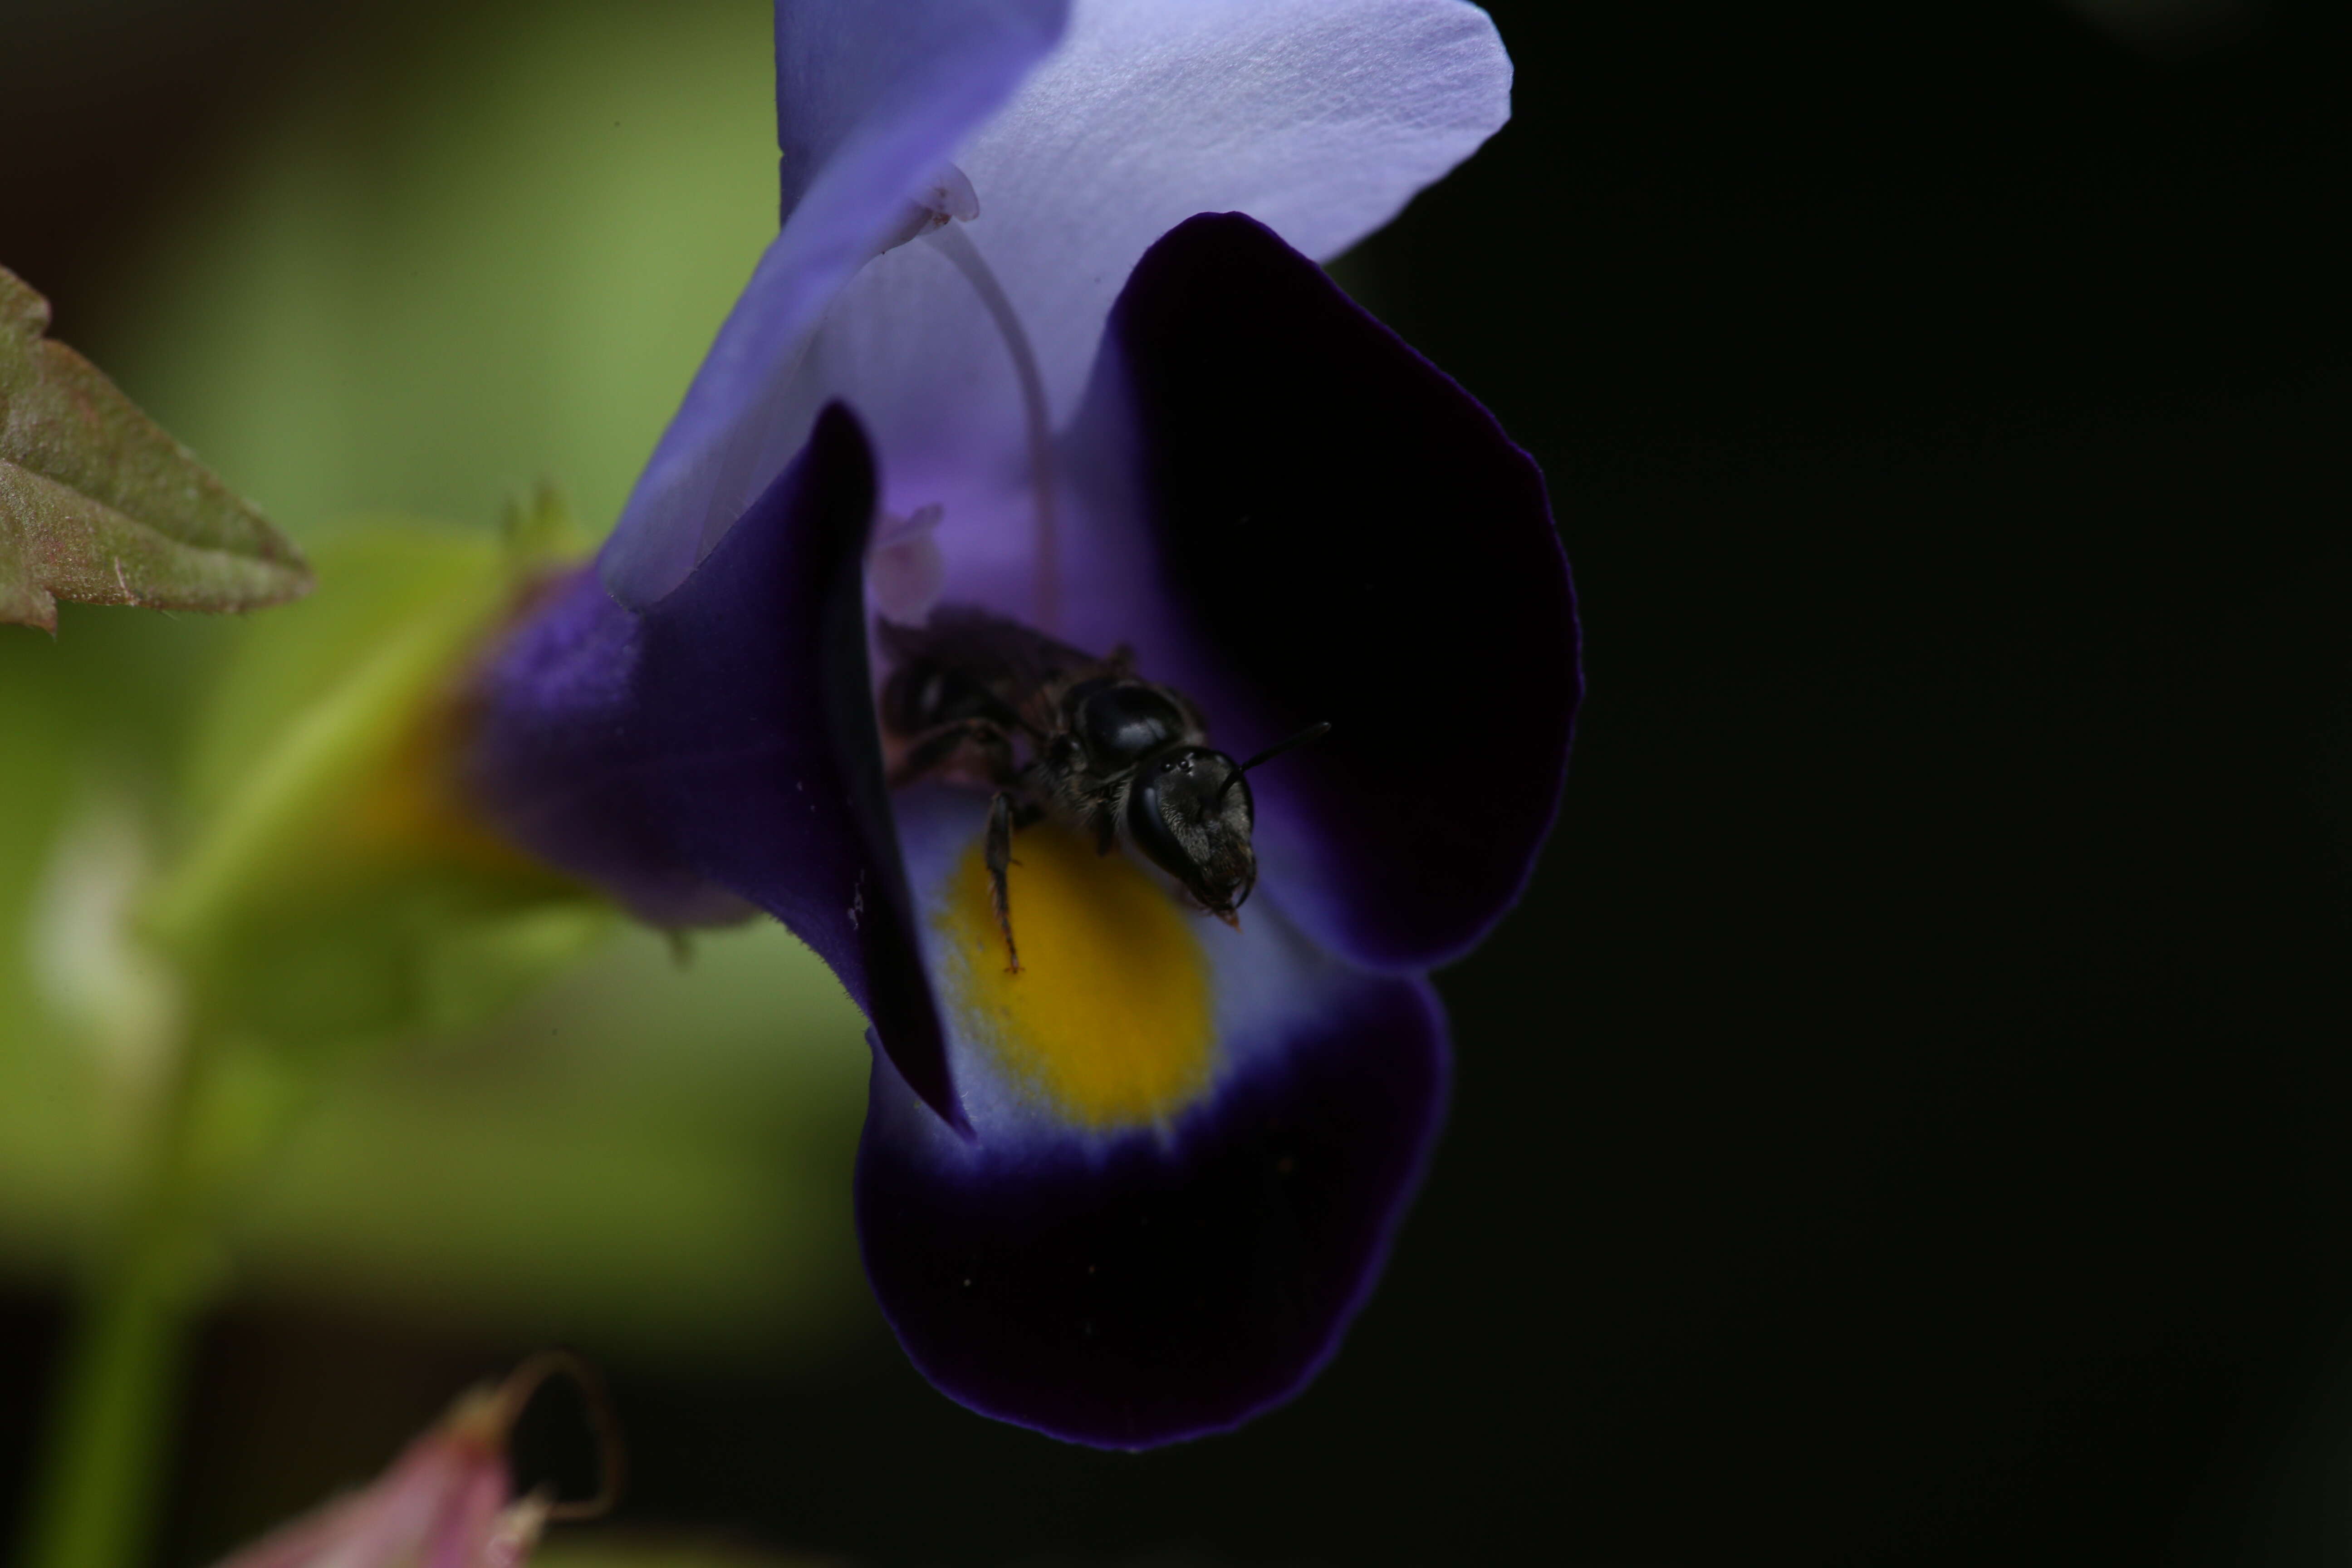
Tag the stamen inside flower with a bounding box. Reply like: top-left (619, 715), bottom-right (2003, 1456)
top-left (924, 222), bottom-right (1062, 632)
top-left (938, 819), bottom-right (1215, 1130)
top-left (869, 163), bottom-right (981, 257)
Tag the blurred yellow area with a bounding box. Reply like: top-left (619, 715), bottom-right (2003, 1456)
top-left (0, 0), bottom-right (874, 1367)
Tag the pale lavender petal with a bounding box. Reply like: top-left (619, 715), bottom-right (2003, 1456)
top-left (599, 0), bottom-right (1071, 608)
top-left (759, 0), bottom-right (1513, 564)
top-left (964, 0), bottom-right (1513, 423)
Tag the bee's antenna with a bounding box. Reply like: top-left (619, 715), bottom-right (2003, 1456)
top-left (1220, 721), bottom-right (1333, 802)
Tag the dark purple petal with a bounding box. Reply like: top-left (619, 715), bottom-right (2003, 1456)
top-left (1092, 212), bottom-right (1579, 971)
top-left (855, 970), bottom-right (1448, 1449)
top-left (464, 406), bottom-right (961, 1128)
top-left (458, 565), bottom-right (750, 930)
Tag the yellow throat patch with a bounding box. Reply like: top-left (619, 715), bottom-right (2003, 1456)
top-left (938, 818), bottom-right (1216, 1130)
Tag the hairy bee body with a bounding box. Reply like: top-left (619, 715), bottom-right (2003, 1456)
top-left (878, 606), bottom-right (1255, 969)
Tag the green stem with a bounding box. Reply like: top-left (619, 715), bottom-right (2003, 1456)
top-left (17, 1060), bottom-right (211, 1568)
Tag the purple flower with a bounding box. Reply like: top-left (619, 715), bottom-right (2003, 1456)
top-left (462, 0), bottom-right (1577, 1448)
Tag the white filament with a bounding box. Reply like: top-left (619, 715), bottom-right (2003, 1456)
top-left (924, 220), bottom-right (1062, 633)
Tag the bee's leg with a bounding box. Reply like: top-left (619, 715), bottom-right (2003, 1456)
top-left (986, 789), bottom-right (1020, 973)
top-left (1088, 789), bottom-right (1122, 854)
top-left (890, 718), bottom-right (1017, 789)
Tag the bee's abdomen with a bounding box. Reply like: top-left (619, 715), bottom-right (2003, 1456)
top-left (881, 654), bottom-right (1024, 739)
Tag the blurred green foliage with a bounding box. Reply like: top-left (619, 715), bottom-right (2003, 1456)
top-left (146, 510), bottom-right (604, 1049)
top-left (96, 0), bottom-right (788, 539)
top-left (0, 0), bottom-right (873, 1365)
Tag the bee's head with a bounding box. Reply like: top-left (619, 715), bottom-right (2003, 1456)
top-left (1125, 747), bottom-right (1258, 919)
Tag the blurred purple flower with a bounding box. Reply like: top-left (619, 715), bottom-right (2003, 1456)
top-left (462, 0), bottom-right (1576, 1447)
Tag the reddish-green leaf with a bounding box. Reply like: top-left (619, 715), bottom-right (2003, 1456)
top-left (0, 265), bottom-right (311, 632)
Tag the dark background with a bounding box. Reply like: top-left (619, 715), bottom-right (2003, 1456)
top-left (8, 0), bottom-right (2352, 1562)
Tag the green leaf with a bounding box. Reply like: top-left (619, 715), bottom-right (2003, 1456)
top-left (0, 265), bottom-right (312, 632)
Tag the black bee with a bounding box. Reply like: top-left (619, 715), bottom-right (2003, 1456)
top-left (877, 605), bottom-right (1326, 972)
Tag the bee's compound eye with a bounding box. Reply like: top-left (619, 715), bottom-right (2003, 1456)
top-left (1124, 753), bottom-right (1196, 888)
top-left (1125, 749), bottom-right (1256, 914)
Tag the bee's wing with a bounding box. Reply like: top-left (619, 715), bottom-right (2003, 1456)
top-left (896, 605), bottom-right (1101, 686)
